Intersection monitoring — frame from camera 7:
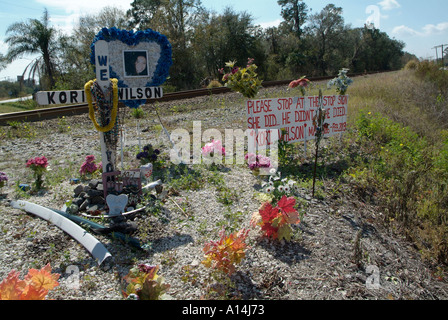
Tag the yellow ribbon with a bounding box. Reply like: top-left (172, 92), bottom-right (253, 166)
top-left (84, 78), bottom-right (119, 133)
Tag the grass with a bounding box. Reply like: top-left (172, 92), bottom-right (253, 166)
top-left (339, 64), bottom-right (448, 264)
top-left (0, 99), bottom-right (38, 114)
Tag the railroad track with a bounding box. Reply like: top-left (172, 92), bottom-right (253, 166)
top-left (0, 72), bottom-right (385, 125)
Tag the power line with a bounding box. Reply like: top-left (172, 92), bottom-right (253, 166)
top-left (0, 0), bottom-right (44, 12)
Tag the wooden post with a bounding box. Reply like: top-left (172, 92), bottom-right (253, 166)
top-left (94, 40), bottom-right (117, 175)
top-left (312, 90), bottom-right (324, 198)
top-left (312, 141), bottom-right (319, 198)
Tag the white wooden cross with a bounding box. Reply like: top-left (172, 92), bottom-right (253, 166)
top-left (35, 40), bottom-right (163, 176)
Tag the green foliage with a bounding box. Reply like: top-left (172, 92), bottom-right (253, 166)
top-left (2, 2), bottom-right (408, 92)
top-left (349, 110), bottom-right (448, 263)
top-left (122, 264), bottom-right (170, 300)
top-left (165, 164), bottom-right (205, 191)
top-left (5, 9), bottom-right (58, 90)
top-left (278, 128), bottom-right (296, 167)
top-left (278, 0), bottom-right (309, 39)
top-left (0, 80), bottom-right (37, 100)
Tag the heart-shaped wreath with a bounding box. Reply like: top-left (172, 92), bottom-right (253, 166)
top-left (90, 27), bottom-right (172, 108)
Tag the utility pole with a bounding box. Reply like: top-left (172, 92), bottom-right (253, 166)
top-left (433, 44), bottom-right (448, 65)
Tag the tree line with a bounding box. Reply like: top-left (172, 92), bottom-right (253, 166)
top-left (1, 0), bottom-right (414, 93)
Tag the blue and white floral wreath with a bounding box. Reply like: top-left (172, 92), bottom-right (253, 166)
top-left (90, 27), bottom-right (173, 108)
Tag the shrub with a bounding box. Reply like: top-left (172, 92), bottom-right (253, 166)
top-left (207, 80), bottom-right (222, 88)
top-left (404, 59), bottom-right (419, 70)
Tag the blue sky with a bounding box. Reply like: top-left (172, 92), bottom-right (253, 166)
top-left (1, 0), bottom-right (448, 81)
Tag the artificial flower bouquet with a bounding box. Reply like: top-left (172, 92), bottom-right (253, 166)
top-left (219, 58), bottom-right (263, 99)
top-left (251, 170), bottom-right (301, 241)
top-left (79, 155), bottom-right (102, 178)
top-left (26, 156), bottom-right (48, 190)
top-left (289, 76), bottom-right (311, 96)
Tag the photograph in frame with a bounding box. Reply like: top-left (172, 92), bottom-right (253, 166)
top-left (123, 50), bottom-right (149, 77)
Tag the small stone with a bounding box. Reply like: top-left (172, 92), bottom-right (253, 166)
top-left (73, 197), bottom-right (84, 207)
top-left (190, 259), bottom-right (200, 267)
top-left (66, 204), bottom-right (79, 215)
top-left (80, 199), bottom-right (90, 211)
top-left (87, 204), bottom-right (99, 212)
top-left (90, 195), bottom-right (105, 205)
top-left (73, 185), bottom-right (84, 197)
top-left (87, 189), bottom-right (102, 198)
top-left (89, 179), bottom-right (100, 189)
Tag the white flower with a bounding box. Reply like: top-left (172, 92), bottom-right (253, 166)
top-left (278, 185), bottom-right (284, 192)
top-left (265, 186), bottom-right (274, 193)
top-left (284, 185), bottom-right (290, 193)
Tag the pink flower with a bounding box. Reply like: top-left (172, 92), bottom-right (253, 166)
top-left (26, 156), bottom-right (48, 169)
top-left (202, 140), bottom-right (226, 156)
top-left (79, 155), bottom-right (100, 175)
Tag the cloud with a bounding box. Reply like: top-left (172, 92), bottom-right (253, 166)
top-left (36, 0), bottom-right (131, 15)
top-left (258, 19), bottom-right (282, 29)
top-left (393, 22), bottom-right (448, 37)
top-left (378, 0), bottom-right (401, 11)
top-left (422, 22), bottom-right (448, 35)
top-left (35, 0), bottom-right (132, 35)
top-left (392, 25), bottom-right (420, 37)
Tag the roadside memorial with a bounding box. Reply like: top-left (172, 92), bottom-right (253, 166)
top-left (34, 27), bottom-right (172, 215)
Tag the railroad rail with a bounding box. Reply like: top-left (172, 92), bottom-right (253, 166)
top-left (0, 72), bottom-right (386, 125)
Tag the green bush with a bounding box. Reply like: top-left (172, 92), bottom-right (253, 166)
top-left (415, 60), bottom-right (448, 94)
top-left (352, 110), bottom-right (448, 263)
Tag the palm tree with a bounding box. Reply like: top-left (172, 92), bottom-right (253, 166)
top-left (5, 9), bottom-right (58, 89)
top-left (0, 53), bottom-right (7, 72)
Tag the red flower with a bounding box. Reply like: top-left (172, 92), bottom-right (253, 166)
top-left (289, 78), bottom-right (310, 89)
